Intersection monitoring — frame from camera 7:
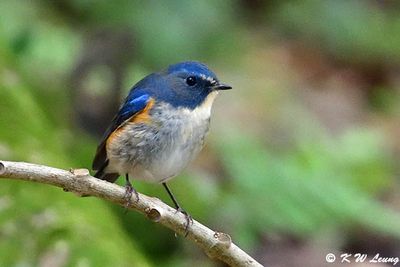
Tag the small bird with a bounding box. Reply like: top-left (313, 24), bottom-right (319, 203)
top-left (92, 61), bottom-right (231, 229)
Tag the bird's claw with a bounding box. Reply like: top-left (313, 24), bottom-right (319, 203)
top-left (176, 208), bottom-right (193, 237)
top-left (124, 182), bottom-right (139, 211)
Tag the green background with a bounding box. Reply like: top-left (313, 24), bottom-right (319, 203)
top-left (0, 1), bottom-right (400, 266)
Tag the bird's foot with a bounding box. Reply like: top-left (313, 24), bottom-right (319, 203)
top-left (176, 208), bottom-right (193, 237)
top-left (124, 182), bottom-right (139, 211)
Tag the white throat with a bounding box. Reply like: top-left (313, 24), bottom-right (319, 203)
top-left (188, 90), bottom-right (219, 119)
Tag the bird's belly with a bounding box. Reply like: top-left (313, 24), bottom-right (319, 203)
top-left (107, 107), bottom-right (210, 183)
top-left (133, 140), bottom-right (201, 183)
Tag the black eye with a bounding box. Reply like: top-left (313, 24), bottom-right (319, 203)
top-left (186, 76), bottom-right (197, 86)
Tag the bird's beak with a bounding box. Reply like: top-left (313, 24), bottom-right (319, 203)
top-left (213, 83), bottom-right (232, 90)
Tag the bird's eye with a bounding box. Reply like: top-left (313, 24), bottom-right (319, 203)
top-left (186, 76), bottom-right (197, 86)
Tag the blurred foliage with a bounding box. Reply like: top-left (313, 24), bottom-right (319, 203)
top-left (217, 126), bottom-right (398, 249)
top-left (271, 0), bottom-right (400, 63)
top-left (0, 1), bottom-right (400, 266)
top-left (0, 69), bottom-right (150, 266)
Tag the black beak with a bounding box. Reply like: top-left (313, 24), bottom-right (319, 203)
top-left (213, 83), bottom-right (232, 90)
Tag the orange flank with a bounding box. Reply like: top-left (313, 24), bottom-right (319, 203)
top-left (106, 98), bottom-right (155, 149)
top-left (130, 98), bottom-right (155, 124)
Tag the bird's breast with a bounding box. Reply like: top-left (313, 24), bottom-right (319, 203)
top-left (136, 102), bottom-right (212, 182)
top-left (106, 98), bottom-right (214, 183)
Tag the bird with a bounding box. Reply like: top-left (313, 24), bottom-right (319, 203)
top-left (92, 61), bottom-right (231, 230)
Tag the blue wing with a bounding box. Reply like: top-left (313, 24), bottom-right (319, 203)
top-left (115, 94), bottom-right (151, 128)
top-left (92, 93), bottom-right (151, 172)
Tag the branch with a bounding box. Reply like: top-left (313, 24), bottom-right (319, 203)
top-left (0, 160), bottom-right (263, 267)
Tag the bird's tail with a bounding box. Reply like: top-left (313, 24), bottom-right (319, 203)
top-left (94, 168), bottom-right (120, 183)
top-left (92, 159), bottom-right (119, 182)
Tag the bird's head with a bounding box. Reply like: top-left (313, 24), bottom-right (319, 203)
top-left (152, 61), bottom-right (231, 110)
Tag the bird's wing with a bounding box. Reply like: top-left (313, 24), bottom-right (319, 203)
top-left (92, 93), bottom-right (152, 173)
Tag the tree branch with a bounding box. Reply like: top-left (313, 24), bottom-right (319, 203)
top-left (0, 160), bottom-right (263, 267)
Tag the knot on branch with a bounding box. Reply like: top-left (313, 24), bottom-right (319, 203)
top-left (69, 168), bottom-right (90, 178)
top-left (145, 208), bottom-right (161, 222)
top-left (213, 232), bottom-right (232, 249)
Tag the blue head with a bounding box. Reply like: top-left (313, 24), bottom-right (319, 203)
top-left (130, 61), bottom-right (232, 109)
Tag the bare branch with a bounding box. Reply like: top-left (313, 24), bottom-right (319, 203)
top-left (0, 160), bottom-right (263, 267)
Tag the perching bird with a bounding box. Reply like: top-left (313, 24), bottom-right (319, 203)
top-left (92, 61), bottom-right (231, 229)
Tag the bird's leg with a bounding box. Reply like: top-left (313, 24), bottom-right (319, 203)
top-left (124, 174), bottom-right (139, 209)
top-left (162, 182), bottom-right (193, 236)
